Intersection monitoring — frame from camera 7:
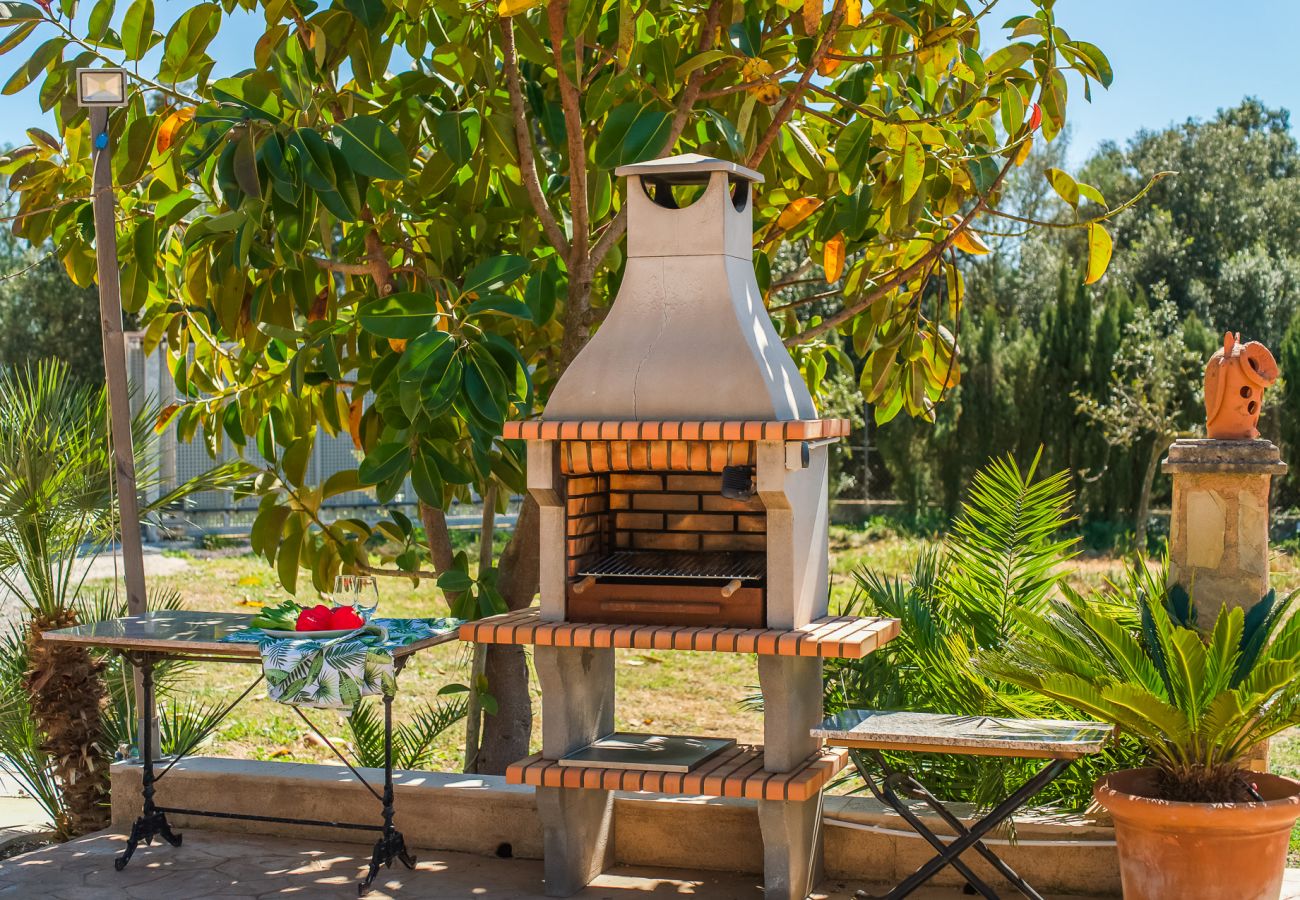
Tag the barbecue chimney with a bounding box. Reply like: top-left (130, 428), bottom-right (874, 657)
top-left (545, 154), bottom-right (815, 422)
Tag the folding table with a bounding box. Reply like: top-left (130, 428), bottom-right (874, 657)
top-left (813, 709), bottom-right (1114, 900)
top-left (43, 609), bottom-right (461, 895)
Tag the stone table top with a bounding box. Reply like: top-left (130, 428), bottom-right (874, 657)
top-left (41, 610), bottom-right (458, 660)
top-left (812, 710), bottom-right (1114, 759)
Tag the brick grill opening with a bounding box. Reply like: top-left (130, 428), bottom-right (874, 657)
top-left (563, 457), bottom-right (767, 627)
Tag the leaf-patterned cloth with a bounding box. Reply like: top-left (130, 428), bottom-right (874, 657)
top-left (221, 618), bottom-right (461, 710)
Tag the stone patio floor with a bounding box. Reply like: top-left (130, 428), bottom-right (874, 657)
top-left (3, 828), bottom-right (1299, 899)
top-left (0, 828), bottom-right (1119, 900)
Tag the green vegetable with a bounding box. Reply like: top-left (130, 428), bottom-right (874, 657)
top-left (249, 598), bottom-right (303, 631)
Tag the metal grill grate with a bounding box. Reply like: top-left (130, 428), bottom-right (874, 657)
top-left (578, 550), bottom-right (765, 581)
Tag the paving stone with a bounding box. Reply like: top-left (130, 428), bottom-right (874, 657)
top-left (6, 826), bottom-right (1288, 899)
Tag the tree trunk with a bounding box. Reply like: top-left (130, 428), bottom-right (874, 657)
top-left (25, 608), bottom-right (110, 838)
top-left (1135, 436), bottom-right (1167, 555)
top-left (475, 277), bottom-right (594, 773)
top-left (476, 495), bottom-right (540, 773)
top-left (463, 486), bottom-right (496, 773)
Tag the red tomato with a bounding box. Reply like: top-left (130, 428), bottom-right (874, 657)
top-left (295, 604), bottom-right (333, 631)
top-left (329, 606), bottom-right (366, 630)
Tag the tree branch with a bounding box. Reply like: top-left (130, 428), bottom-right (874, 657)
top-left (311, 256), bottom-right (377, 276)
top-left (786, 149), bottom-right (1018, 346)
top-left (500, 18), bottom-right (571, 258)
top-left (588, 0), bottom-right (724, 271)
top-left (548, 0), bottom-right (589, 265)
top-left (748, 1), bottom-right (847, 168)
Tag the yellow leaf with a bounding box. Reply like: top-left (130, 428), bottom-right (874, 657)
top-left (803, 0), bottom-right (819, 33)
top-left (817, 55), bottom-right (841, 77)
top-left (156, 108), bottom-right (194, 154)
top-left (155, 403), bottom-right (181, 434)
top-left (949, 219), bottom-right (990, 255)
top-left (1013, 135), bottom-right (1033, 166)
top-left (348, 395), bottom-right (364, 451)
top-left (845, 0), bottom-right (862, 26)
top-left (499, 0), bottom-right (543, 16)
top-left (823, 233), bottom-right (846, 283)
top-left (776, 197), bottom-right (823, 231)
top-left (1084, 222), bottom-right (1113, 285)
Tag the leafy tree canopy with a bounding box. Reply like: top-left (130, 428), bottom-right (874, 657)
top-left (0, 0), bottom-right (1121, 596)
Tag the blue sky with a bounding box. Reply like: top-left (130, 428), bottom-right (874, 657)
top-left (0, 0), bottom-right (1296, 166)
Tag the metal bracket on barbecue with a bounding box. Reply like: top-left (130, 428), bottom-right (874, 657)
top-left (785, 437), bottom-right (841, 470)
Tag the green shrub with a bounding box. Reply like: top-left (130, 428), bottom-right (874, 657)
top-left (826, 452), bottom-right (1145, 810)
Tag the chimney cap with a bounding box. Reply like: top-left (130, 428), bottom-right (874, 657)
top-left (615, 153), bottom-right (764, 184)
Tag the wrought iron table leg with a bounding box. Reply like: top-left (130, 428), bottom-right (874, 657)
top-left (895, 769), bottom-right (1047, 900)
top-left (874, 757), bottom-right (1071, 900)
top-left (115, 656), bottom-right (182, 871)
top-left (848, 752), bottom-right (998, 900)
top-left (359, 690), bottom-right (416, 895)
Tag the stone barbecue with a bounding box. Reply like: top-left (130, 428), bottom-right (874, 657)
top-left (510, 153), bottom-right (849, 633)
top-left (467, 154), bottom-right (894, 900)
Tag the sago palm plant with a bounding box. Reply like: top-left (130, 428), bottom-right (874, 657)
top-left (982, 569), bottom-right (1300, 803)
top-left (0, 361), bottom-right (247, 835)
top-left (826, 452), bottom-right (1143, 809)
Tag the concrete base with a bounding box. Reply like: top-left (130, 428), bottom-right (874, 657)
top-left (536, 786), bottom-right (614, 897)
top-left (110, 758), bottom-right (1123, 897)
top-left (759, 795), bottom-right (825, 900)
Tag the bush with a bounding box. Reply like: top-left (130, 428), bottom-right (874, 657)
top-left (826, 452), bottom-right (1146, 810)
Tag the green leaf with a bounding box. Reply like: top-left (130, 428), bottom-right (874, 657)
top-left (464, 343), bottom-right (507, 427)
top-left (437, 569), bottom-right (473, 592)
top-left (358, 441), bottom-right (409, 485)
top-left (120, 0), bottom-right (153, 61)
top-left (701, 108), bottom-right (744, 158)
top-left (358, 292), bottom-right (441, 339)
top-left (467, 294), bottom-right (532, 321)
top-left (288, 128), bottom-right (336, 192)
top-left (462, 255), bottom-right (529, 295)
top-left (159, 3), bottom-right (218, 83)
top-left (594, 103), bottom-right (672, 170)
top-left (410, 449), bottom-right (444, 506)
top-left (675, 48), bottom-right (732, 79)
top-left (343, 0), bottom-right (386, 29)
top-left (87, 0), bottom-right (114, 41)
top-left (1067, 40), bottom-right (1113, 88)
top-left (333, 115), bottom-right (406, 181)
top-left (281, 433), bottom-right (314, 488)
top-left (435, 108), bottom-right (481, 168)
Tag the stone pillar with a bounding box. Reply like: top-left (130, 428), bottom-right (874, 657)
top-left (758, 655), bottom-right (824, 899)
top-left (1163, 439), bottom-right (1285, 772)
top-left (534, 645), bottom-right (616, 896)
top-left (1162, 439), bottom-right (1286, 621)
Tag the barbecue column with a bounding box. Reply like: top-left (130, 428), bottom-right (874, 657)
top-left (460, 156), bottom-right (899, 900)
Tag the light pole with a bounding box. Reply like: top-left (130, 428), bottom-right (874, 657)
top-left (76, 67), bottom-right (152, 751)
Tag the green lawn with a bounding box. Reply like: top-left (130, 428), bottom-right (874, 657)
top-left (102, 523), bottom-right (1300, 823)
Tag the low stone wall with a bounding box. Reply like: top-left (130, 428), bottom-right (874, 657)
top-left (111, 757), bottom-right (1120, 896)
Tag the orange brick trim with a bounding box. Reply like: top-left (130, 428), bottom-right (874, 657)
top-left (505, 746), bottom-right (847, 802)
top-left (458, 608), bottom-right (899, 659)
top-left (501, 419), bottom-right (852, 442)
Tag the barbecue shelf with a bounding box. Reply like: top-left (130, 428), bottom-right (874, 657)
top-left (506, 744), bottom-right (847, 802)
top-left (459, 608), bottom-right (899, 658)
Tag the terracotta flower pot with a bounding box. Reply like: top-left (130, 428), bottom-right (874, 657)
top-left (1094, 767), bottom-right (1300, 900)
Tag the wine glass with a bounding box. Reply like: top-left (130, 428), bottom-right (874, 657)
top-left (333, 574), bottom-right (379, 621)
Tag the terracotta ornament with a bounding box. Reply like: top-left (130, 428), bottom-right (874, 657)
top-left (1204, 332), bottom-right (1279, 440)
